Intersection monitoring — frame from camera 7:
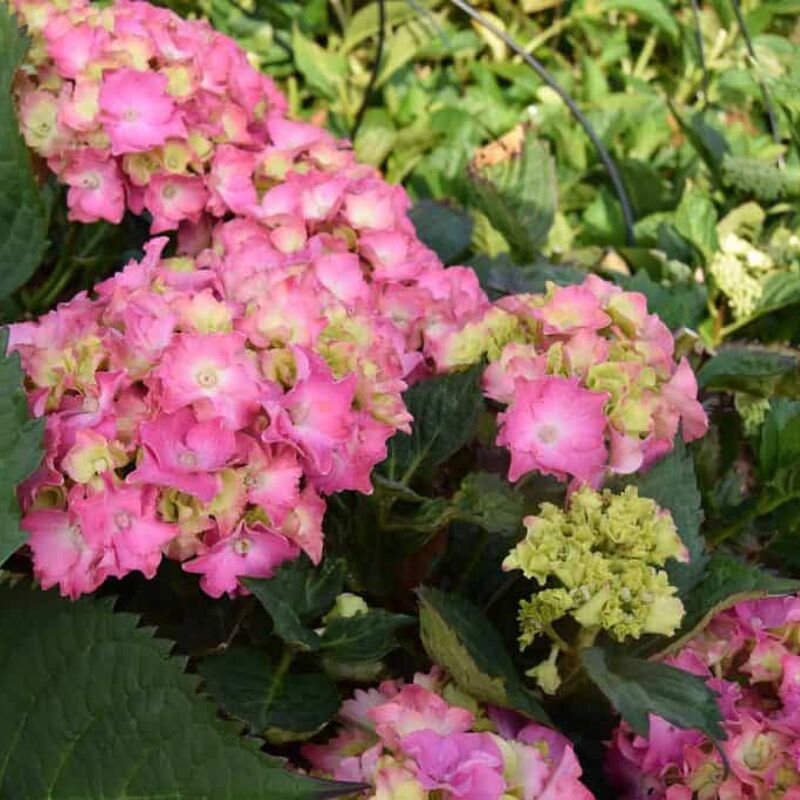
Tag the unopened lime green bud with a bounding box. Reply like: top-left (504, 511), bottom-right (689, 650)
top-left (324, 592), bottom-right (369, 623)
top-left (644, 594), bottom-right (685, 637)
top-left (526, 646), bottom-right (562, 695)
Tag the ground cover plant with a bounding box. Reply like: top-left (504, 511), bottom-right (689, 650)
top-left (2, 0), bottom-right (800, 798)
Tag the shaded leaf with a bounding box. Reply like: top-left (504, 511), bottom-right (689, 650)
top-left (418, 587), bottom-right (550, 723)
top-left (320, 609), bottom-right (413, 662)
top-left (385, 365), bottom-right (483, 481)
top-left (451, 471), bottom-right (525, 537)
top-left (201, 646), bottom-right (341, 743)
top-left (409, 200), bottom-right (473, 265)
top-left (698, 346), bottom-right (800, 397)
top-left (581, 647), bottom-right (724, 740)
top-left (0, 583), bottom-right (354, 798)
top-left (0, 329), bottom-right (44, 566)
top-left (0, 6), bottom-right (48, 300)
top-left (243, 557), bottom-right (346, 652)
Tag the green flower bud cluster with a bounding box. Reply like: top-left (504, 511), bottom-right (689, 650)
top-left (503, 486), bottom-right (687, 692)
top-left (734, 392), bottom-right (771, 435)
top-left (709, 233), bottom-right (776, 320)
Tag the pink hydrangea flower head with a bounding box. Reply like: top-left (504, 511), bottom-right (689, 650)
top-left (607, 594), bottom-right (800, 799)
top-left (304, 670), bottom-right (594, 799)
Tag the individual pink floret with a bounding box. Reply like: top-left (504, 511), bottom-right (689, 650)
top-left (497, 376), bottom-right (609, 484)
top-left (99, 69), bottom-right (186, 155)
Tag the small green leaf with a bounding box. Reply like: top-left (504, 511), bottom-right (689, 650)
top-left (343, 0), bottom-right (420, 51)
top-left (698, 346), bottom-right (800, 397)
top-left (418, 587), bottom-right (550, 723)
top-left (353, 108), bottom-right (397, 168)
top-left (385, 365), bottom-right (483, 481)
top-left (627, 439), bottom-right (706, 593)
top-left (601, 0), bottom-right (679, 41)
top-left (468, 131), bottom-right (557, 262)
top-left (674, 189), bottom-right (719, 263)
top-left (409, 200), bottom-right (473, 265)
top-left (0, 5), bottom-right (48, 300)
top-left (243, 557), bottom-right (346, 651)
top-left (0, 329), bottom-right (44, 566)
top-left (664, 554), bottom-right (800, 655)
top-left (451, 472), bottom-right (524, 537)
top-left (320, 609), bottom-right (413, 662)
top-left (201, 646), bottom-right (341, 743)
top-left (581, 647), bottom-right (724, 740)
top-left (292, 24), bottom-right (346, 101)
top-left (0, 584), bottom-right (354, 798)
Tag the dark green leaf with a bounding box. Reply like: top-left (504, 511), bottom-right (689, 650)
top-left (320, 609), bottom-right (413, 662)
top-left (243, 557), bottom-right (346, 651)
top-left (417, 587), bottom-right (550, 723)
top-left (671, 109), bottom-right (729, 183)
top-left (581, 647), bottom-right (724, 740)
top-left (759, 398), bottom-right (800, 482)
top-left (468, 131), bottom-right (557, 262)
top-left (201, 646), bottom-right (341, 743)
top-left (470, 253), bottom-right (586, 298)
top-left (699, 346), bottom-right (800, 397)
top-left (0, 583), bottom-right (354, 798)
top-left (0, 6), bottom-right (48, 299)
top-left (385, 365), bottom-right (483, 481)
top-left (628, 439), bottom-right (706, 593)
top-left (409, 200), bottom-right (473, 265)
top-left (451, 471), bottom-right (524, 537)
top-left (0, 329), bottom-right (44, 566)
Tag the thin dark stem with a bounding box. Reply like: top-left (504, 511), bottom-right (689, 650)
top-left (351, 0), bottom-right (387, 139)
top-left (446, 0), bottom-right (636, 246)
top-left (689, 0), bottom-right (710, 107)
top-left (730, 0), bottom-right (783, 165)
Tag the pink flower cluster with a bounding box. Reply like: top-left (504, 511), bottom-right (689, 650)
top-left (302, 668), bottom-right (594, 799)
top-left (430, 277), bottom-right (707, 487)
top-left (6, 0), bottom-right (506, 601)
top-left (607, 595), bottom-right (800, 799)
top-left (9, 216), bottom-right (473, 599)
top-left (13, 0), bottom-right (286, 229)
